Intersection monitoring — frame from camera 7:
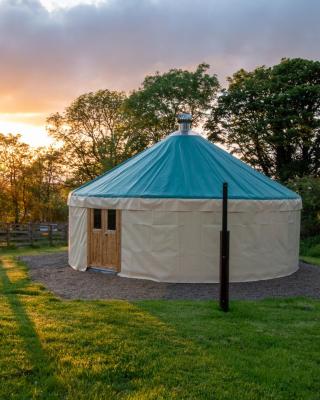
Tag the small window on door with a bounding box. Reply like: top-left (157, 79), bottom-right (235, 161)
top-left (93, 209), bottom-right (102, 229)
top-left (107, 209), bottom-right (117, 231)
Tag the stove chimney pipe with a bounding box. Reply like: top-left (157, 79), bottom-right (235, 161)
top-left (177, 113), bottom-right (192, 134)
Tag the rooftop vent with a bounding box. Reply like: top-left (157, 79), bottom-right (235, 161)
top-left (177, 113), bottom-right (192, 134)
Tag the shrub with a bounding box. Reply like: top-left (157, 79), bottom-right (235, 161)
top-left (288, 176), bottom-right (320, 238)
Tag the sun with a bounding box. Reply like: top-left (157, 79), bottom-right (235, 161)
top-left (0, 113), bottom-right (53, 147)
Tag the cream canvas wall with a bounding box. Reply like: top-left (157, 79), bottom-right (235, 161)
top-left (119, 206), bottom-right (301, 283)
top-left (68, 199), bottom-right (301, 283)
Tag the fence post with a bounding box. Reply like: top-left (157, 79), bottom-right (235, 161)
top-left (64, 223), bottom-right (68, 243)
top-left (49, 224), bottom-right (53, 246)
top-left (29, 223), bottom-right (34, 246)
top-left (6, 223), bottom-right (10, 247)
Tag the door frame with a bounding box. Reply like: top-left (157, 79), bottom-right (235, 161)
top-left (87, 208), bottom-right (121, 271)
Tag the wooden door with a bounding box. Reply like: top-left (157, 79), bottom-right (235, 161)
top-left (88, 208), bottom-right (121, 271)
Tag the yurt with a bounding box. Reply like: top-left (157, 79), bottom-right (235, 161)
top-left (68, 114), bottom-right (301, 283)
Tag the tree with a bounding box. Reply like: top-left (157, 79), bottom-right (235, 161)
top-left (27, 147), bottom-right (68, 222)
top-left (125, 63), bottom-right (220, 148)
top-left (0, 133), bottom-right (68, 223)
top-left (47, 90), bottom-right (129, 184)
top-left (47, 67), bottom-right (219, 182)
top-left (0, 133), bottom-right (31, 223)
top-left (206, 58), bottom-right (320, 182)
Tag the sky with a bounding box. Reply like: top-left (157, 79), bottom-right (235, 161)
top-left (0, 0), bottom-right (320, 147)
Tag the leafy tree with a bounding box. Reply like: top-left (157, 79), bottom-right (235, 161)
top-left (47, 67), bottom-right (219, 182)
top-left (27, 147), bottom-right (68, 222)
top-left (0, 133), bottom-right (67, 223)
top-left (206, 58), bottom-right (320, 182)
top-left (125, 63), bottom-right (219, 148)
top-left (47, 90), bottom-right (129, 184)
top-left (0, 133), bottom-right (30, 223)
top-left (287, 176), bottom-right (320, 237)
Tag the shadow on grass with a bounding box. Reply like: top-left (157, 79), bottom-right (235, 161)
top-left (0, 258), bottom-right (64, 398)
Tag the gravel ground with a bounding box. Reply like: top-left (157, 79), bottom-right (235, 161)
top-left (19, 252), bottom-right (320, 300)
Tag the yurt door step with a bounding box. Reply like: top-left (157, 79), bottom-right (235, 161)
top-left (87, 208), bottom-right (121, 271)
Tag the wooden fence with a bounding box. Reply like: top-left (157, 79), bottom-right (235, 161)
top-left (0, 223), bottom-right (68, 248)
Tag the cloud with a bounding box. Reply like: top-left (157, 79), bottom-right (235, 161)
top-left (0, 0), bottom-right (320, 114)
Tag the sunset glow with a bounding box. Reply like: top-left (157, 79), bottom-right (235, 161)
top-left (1, 0), bottom-right (319, 147)
top-left (0, 113), bottom-right (52, 147)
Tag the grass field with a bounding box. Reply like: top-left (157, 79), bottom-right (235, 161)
top-left (0, 247), bottom-right (320, 399)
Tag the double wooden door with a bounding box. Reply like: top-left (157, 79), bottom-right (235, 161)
top-left (88, 208), bottom-right (121, 271)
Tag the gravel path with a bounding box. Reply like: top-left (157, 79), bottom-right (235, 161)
top-left (19, 252), bottom-right (320, 300)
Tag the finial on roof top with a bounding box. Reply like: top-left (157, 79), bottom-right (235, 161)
top-left (177, 113), bottom-right (192, 134)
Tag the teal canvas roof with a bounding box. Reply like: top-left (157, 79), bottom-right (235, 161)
top-left (72, 134), bottom-right (299, 200)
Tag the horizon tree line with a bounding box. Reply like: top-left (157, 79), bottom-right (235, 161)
top-left (1, 58), bottom-right (319, 235)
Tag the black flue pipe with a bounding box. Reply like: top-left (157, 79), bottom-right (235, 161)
top-left (219, 182), bottom-right (230, 312)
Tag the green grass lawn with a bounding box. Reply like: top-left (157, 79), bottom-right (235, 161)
top-left (0, 247), bottom-right (320, 399)
top-left (300, 235), bottom-right (320, 266)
